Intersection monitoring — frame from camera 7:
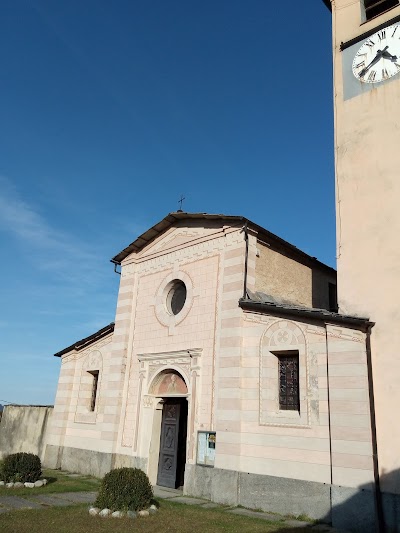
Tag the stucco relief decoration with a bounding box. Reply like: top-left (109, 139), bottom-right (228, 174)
top-left (143, 395), bottom-right (154, 408)
top-left (272, 328), bottom-right (293, 346)
top-left (260, 320), bottom-right (315, 428)
top-left (140, 230), bottom-right (201, 257)
top-left (61, 336), bottom-right (112, 364)
top-left (83, 350), bottom-right (103, 372)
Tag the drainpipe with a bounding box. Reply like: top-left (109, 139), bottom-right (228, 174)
top-left (324, 326), bottom-right (334, 518)
top-left (112, 262), bottom-right (121, 275)
top-left (241, 222), bottom-right (249, 299)
top-left (365, 324), bottom-right (384, 533)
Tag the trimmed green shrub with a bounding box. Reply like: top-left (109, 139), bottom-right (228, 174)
top-left (2, 452), bottom-right (42, 483)
top-left (95, 467), bottom-right (153, 512)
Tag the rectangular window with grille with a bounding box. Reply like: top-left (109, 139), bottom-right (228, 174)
top-left (278, 354), bottom-right (300, 411)
top-left (88, 370), bottom-right (99, 412)
top-left (364, 0), bottom-right (398, 20)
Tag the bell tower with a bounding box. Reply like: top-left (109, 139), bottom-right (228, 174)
top-left (326, 0), bottom-right (400, 506)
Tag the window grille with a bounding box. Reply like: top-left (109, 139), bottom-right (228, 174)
top-left (278, 355), bottom-right (300, 411)
top-left (89, 371), bottom-right (99, 412)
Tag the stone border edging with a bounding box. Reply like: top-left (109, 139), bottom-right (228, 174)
top-left (88, 504), bottom-right (158, 518)
top-left (0, 479), bottom-right (48, 489)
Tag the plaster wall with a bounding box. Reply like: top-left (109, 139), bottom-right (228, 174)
top-left (45, 332), bottom-right (116, 462)
top-left (254, 243), bottom-right (312, 307)
top-left (254, 242), bottom-right (336, 309)
top-left (331, 0), bottom-right (400, 493)
top-left (0, 405), bottom-right (53, 462)
top-left (213, 310), bottom-right (374, 490)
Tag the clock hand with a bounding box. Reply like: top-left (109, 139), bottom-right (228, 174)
top-left (382, 50), bottom-right (398, 61)
top-left (359, 46), bottom-right (388, 78)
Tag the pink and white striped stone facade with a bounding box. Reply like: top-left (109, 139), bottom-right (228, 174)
top-left (46, 216), bottom-right (374, 510)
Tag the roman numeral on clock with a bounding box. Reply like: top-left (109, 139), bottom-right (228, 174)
top-left (365, 39), bottom-right (375, 47)
top-left (355, 61), bottom-right (365, 69)
top-left (392, 26), bottom-right (398, 37)
top-left (368, 70), bottom-right (376, 81)
top-left (382, 68), bottom-right (389, 79)
top-left (377, 30), bottom-right (386, 41)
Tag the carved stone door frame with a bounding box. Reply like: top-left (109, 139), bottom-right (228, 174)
top-left (138, 349), bottom-right (201, 485)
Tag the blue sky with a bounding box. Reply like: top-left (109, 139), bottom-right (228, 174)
top-left (0, 0), bottom-right (333, 405)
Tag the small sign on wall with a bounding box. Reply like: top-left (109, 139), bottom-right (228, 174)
top-left (196, 431), bottom-right (216, 467)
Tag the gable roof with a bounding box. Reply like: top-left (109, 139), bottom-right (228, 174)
top-left (54, 323), bottom-right (115, 357)
top-left (110, 212), bottom-right (336, 275)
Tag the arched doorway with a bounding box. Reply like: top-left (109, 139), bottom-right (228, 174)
top-left (149, 370), bottom-right (188, 489)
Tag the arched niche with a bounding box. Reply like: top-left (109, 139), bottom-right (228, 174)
top-left (149, 369), bottom-right (188, 396)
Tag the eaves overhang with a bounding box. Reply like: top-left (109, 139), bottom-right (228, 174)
top-left (110, 212), bottom-right (336, 276)
top-left (322, 0), bottom-right (332, 11)
top-left (53, 322), bottom-right (115, 357)
top-left (239, 298), bottom-right (373, 331)
top-left (110, 212), bottom-right (244, 265)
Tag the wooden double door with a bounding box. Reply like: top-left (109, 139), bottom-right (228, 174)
top-left (157, 398), bottom-right (188, 489)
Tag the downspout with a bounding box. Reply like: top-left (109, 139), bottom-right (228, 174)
top-left (365, 324), bottom-right (384, 533)
top-left (112, 262), bottom-right (121, 275)
top-left (242, 222), bottom-right (249, 299)
top-left (324, 326), bottom-right (334, 520)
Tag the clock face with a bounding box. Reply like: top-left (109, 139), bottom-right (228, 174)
top-left (352, 24), bottom-right (400, 83)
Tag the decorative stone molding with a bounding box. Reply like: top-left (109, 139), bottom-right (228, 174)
top-left (152, 270), bottom-right (198, 333)
top-left (122, 349), bottom-right (201, 449)
top-left (74, 350), bottom-right (103, 425)
top-left (326, 325), bottom-right (365, 343)
top-left (61, 336), bottom-right (113, 364)
top-left (138, 348), bottom-right (202, 387)
top-left (259, 319), bottom-right (314, 428)
top-left (243, 313), bottom-right (275, 326)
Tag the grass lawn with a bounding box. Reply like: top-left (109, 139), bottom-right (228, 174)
top-left (0, 469), bottom-right (100, 497)
top-left (0, 500), bottom-right (313, 533)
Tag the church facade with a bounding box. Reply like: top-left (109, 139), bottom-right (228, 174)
top-left (45, 213), bottom-right (377, 530)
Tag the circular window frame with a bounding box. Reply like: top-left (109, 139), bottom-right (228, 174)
top-left (165, 279), bottom-right (187, 316)
top-left (154, 271), bottom-right (194, 328)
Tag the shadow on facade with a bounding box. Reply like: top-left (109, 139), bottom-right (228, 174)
top-left (320, 468), bottom-right (400, 533)
top-left (257, 470), bottom-right (399, 533)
